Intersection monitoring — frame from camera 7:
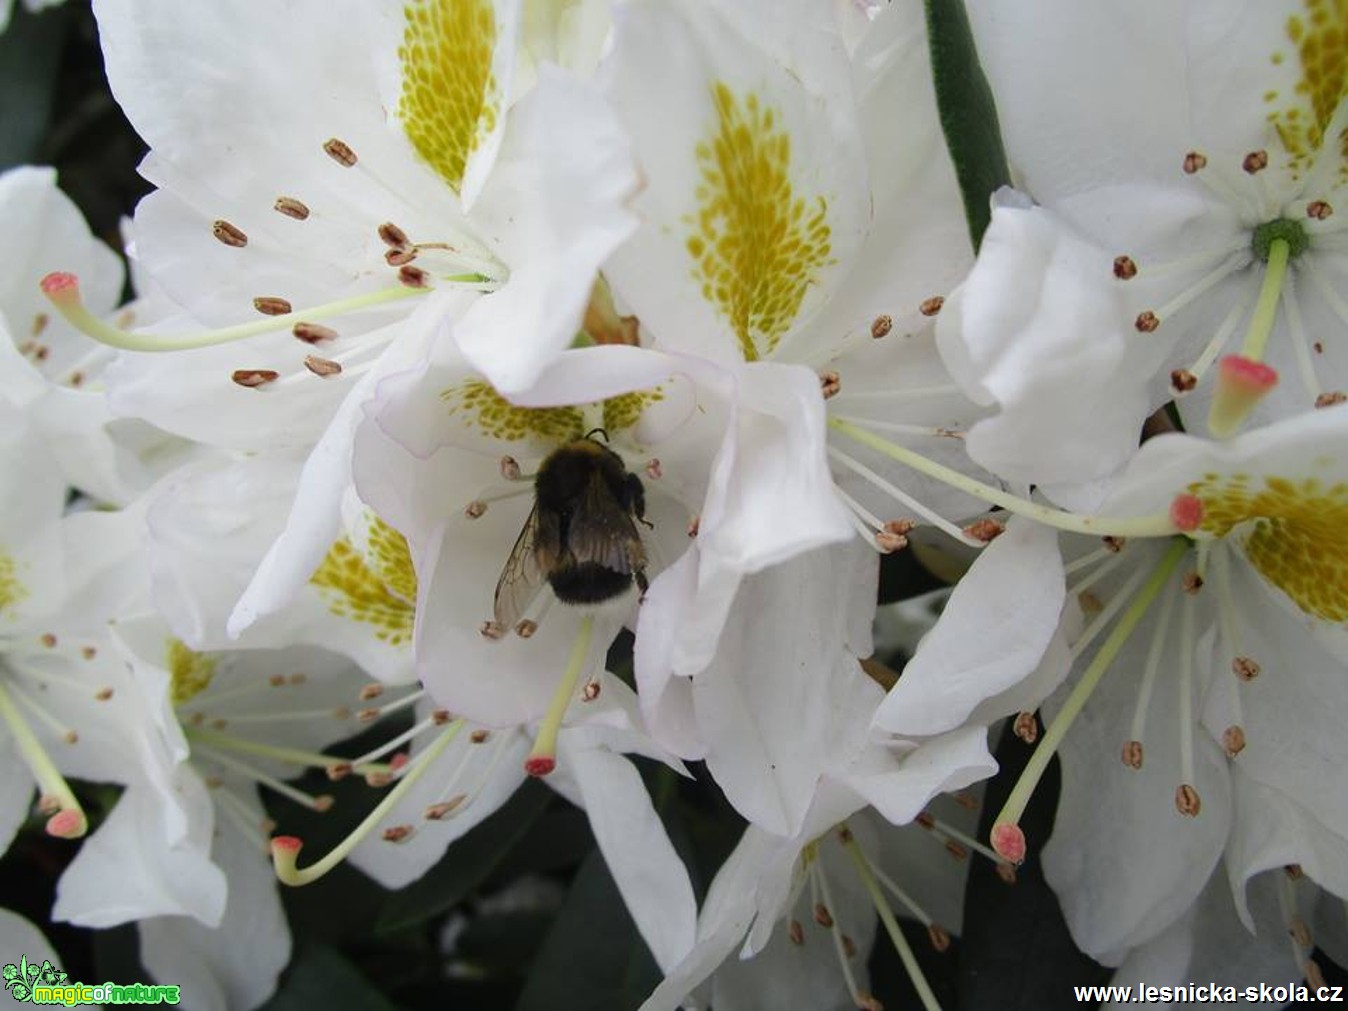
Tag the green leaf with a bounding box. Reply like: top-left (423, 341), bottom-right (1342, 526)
top-left (261, 945), bottom-right (400, 1011)
top-left (376, 779), bottom-right (551, 934)
top-left (514, 849), bottom-right (661, 1011)
top-left (925, 0), bottom-right (1011, 250)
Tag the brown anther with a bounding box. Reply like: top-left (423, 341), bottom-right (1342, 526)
top-left (1102, 535), bottom-right (1127, 553)
top-left (841, 934), bottom-right (857, 958)
top-left (274, 196), bottom-right (310, 220)
top-left (332, 706), bottom-right (352, 720)
top-left (837, 826), bottom-right (854, 844)
top-left (210, 718), bottom-right (228, 730)
top-left (268, 674), bottom-right (286, 687)
top-left (385, 247), bottom-right (419, 267)
top-left (204, 775), bottom-right (223, 789)
top-left (687, 516), bottom-right (700, 538)
top-left (1315, 391), bottom-right (1347, 408)
top-left (378, 221), bottom-right (410, 248)
top-left (312, 795), bottom-right (335, 813)
top-left (1242, 149), bottom-right (1269, 174)
top-left (289, 673), bottom-right (307, 685)
top-left (39, 633), bottom-right (56, 648)
top-left (819, 370), bottom-right (841, 399)
top-left (499, 455), bottom-right (523, 480)
top-left (870, 314), bottom-right (893, 339)
top-left (323, 137), bottom-right (358, 167)
top-left (293, 321), bottom-right (338, 344)
top-left (464, 500), bottom-right (487, 519)
top-left (1121, 740), bottom-right (1144, 769)
top-left (325, 762), bottom-right (352, 781)
top-left (36, 794), bottom-right (60, 815)
top-left (1286, 863), bottom-right (1305, 880)
top-left (31, 344), bottom-right (48, 362)
top-left (480, 620), bottom-right (506, 640)
top-left (260, 817), bottom-right (278, 835)
top-left (1135, 310), bottom-right (1160, 333)
top-left (63, 730), bottom-right (78, 745)
top-left (1113, 255), bottom-right (1138, 280)
top-left (1175, 783), bottom-right (1202, 816)
top-left (79, 646), bottom-right (96, 660)
top-left (928, 924), bottom-right (952, 952)
top-left (581, 681), bottom-right (601, 702)
top-left (189, 712), bottom-right (206, 727)
top-left (944, 840), bottom-right (969, 861)
top-left (915, 811), bottom-right (936, 830)
top-left (365, 771), bottom-right (393, 788)
top-left (356, 708), bottom-right (380, 723)
top-left (303, 354), bottom-right (342, 377)
top-left (645, 458), bottom-right (663, 480)
top-left (31, 313), bottom-right (48, 336)
top-left (1307, 199), bottom-right (1333, 220)
top-left (68, 371), bottom-right (84, 388)
top-left (381, 824), bottom-right (414, 843)
top-left (430, 709), bottom-right (453, 725)
top-left (1182, 151), bottom-right (1208, 174)
top-left (919, 295), bottom-right (945, 316)
top-left (953, 791), bottom-right (978, 810)
top-left (1013, 711), bottom-right (1039, 744)
top-left (358, 684), bottom-right (384, 702)
top-left (1289, 915), bottom-right (1313, 949)
top-left (788, 919), bottom-right (805, 946)
top-left (212, 219), bottom-right (248, 247)
top-left (813, 903), bottom-right (834, 928)
top-left (995, 862), bottom-right (1018, 885)
top-left (398, 264), bottom-right (430, 288)
top-left (964, 518), bottom-right (1005, 543)
top-left (470, 729), bottom-right (491, 744)
top-left (94, 687), bottom-right (114, 702)
top-left (1305, 959), bottom-right (1327, 989)
top-left (1231, 656), bottom-right (1261, 681)
top-left (1222, 725), bottom-right (1246, 757)
top-left (857, 992), bottom-right (885, 1011)
top-left (252, 296), bottom-right (292, 316)
top-left (1170, 368), bottom-right (1198, 393)
top-left (1315, 341), bottom-right (1325, 353)
top-left (232, 369), bottom-right (280, 389)
top-left (1182, 571), bottom-right (1204, 594)
top-left (1077, 590), bottom-right (1103, 613)
top-left (425, 796), bottom-right (467, 820)
top-left (876, 518), bottom-right (917, 553)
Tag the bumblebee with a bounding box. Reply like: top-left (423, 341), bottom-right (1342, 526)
top-left (493, 431), bottom-right (650, 633)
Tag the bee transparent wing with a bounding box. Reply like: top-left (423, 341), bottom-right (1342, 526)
top-left (567, 473), bottom-right (647, 574)
top-left (493, 504), bottom-right (550, 631)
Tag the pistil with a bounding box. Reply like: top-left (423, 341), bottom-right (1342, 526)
top-left (0, 680), bottom-right (86, 837)
top-left (524, 616), bottom-right (595, 777)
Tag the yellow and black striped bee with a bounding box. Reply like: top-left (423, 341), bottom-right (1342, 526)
top-left (493, 431), bottom-right (650, 633)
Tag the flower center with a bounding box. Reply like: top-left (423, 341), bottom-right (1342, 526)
top-left (1251, 217), bottom-right (1311, 261)
top-left (309, 516), bottom-right (418, 646)
top-left (167, 638), bottom-right (218, 704)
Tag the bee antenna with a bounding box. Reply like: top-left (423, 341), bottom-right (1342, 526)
top-left (584, 427), bottom-right (610, 443)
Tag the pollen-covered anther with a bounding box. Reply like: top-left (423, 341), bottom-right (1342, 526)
top-left (819, 370), bottom-right (841, 399)
top-left (325, 762), bottom-right (352, 781)
top-left (927, 924), bottom-right (951, 953)
top-left (1222, 726), bottom-right (1246, 757)
top-left (470, 729), bottom-right (491, 744)
top-left (787, 919), bottom-right (805, 946)
top-left (1183, 151), bottom-right (1208, 174)
top-left (229, 367), bottom-right (282, 388)
top-left (1289, 915), bottom-right (1313, 949)
top-left (856, 994), bottom-right (884, 1011)
top-left (356, 707), bottom-right (380, 723)
top-left (919, 295), bottom-right (944, 317)
top-left (914, 811), bottom-right (935, 831)
top-left (841, 934), bottom-right (857, 959)
top-left (1170, 493), bottom-right (1205, 532)
top-left (293, 322), bottom-right (337, 344)
top-left (93, 687), bottom-right (113, 702)
top-left (870, 314), bottom-right (893, 339)
top-left (364, 770), bottom-right (393, 788)
top-left (499, 455), bottom-right (523, 481)
top-left (1121, 740), bottom-right (1144, 769)
top-left (1078, 591), bottom-right (1103, 614)
top-left (1170, 368), bottom-right (1198, 393)
top-left (944, 840), bottom-right (968, 861)
top-left (385, 248), bottom-right (418, 267)
top-left (358, 684), bottom-right (385, 702)
top-left (687, 516), bottom-right (700, 538)
top-left (39, 633), bottom-right (56, 648)
top-left (1102, 536), bottom-right (1127, 553)
top-left (381, 824), bottom-right (414, 843)
top-left (645, 458), bottom-right (662, 480)
top-left (813, 903), bottom-right (834, 928)
top-left (378, 222), bottom-right (409, 248)
top-left (464, 499), bottom-right (488, 519)
top-left (1113, 255), bottom-right (1138, 280)
top-left (516, 619), bottom-right (538, 639)
top-left (480, 620), bottom-right (506, 640)
top-left (62, 730), bottom-right (78, 745)
top-left (1231, 656), bottom-right (1261, 682)
top-left (425, 796), bottom-right (466, 820)
top-left (1135, 310), bottom-right (1160, 333)
top-left (430, 709), bottom-right (452, 726)
top-left (1175, 783), bottom-right (1201, 817)
top-left (1242, 150), bottom-right (1269, 174)
top-left (964, 518), bottom-right (1005, 543)
top-left (311, 795), bottom-right (335, 813)
top-left (304, 355), bottom-right (342, 377)
top-left (1307, 200), bottom-right (1333, 220)
top-left (581, 681), bottom-right (601, 702)
top-left (1182, 570), bottom-right (1204, 594)
top-left (211, 219), bottom-right (248, 248)
top-left (1316, 391), bottom-right (1347, 408)
top-left (253, 296), bottom-right (293, 316)
top-left (323, 137), bottom-right (358, 167)
top-left (876, 518), bottom-right (916, 553)
top-left (1012, 711), bottom-right (1039, 744)
top-left (274, 196), bottom-right (310, 220)
top-left (398, 265), bottom-right (430, 289)
top-left (995, 862), bottom-right (1018, 885)
top-left (1285, 863), bottom-right (1305, 879)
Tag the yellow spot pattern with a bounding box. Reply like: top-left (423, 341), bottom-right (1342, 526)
top-left (1189, 472), bottom-right (1348, 622)
top-left (603, 389), bottom-right (665, 434)
top-left (1276, 0), bottom-right (1348, 175)
top-left (687, 83), bottom-right (833, 362)
top-left (310, 517), bottom-right (417, 645)
top-left (166, 639), bottom-right (218, 705)
top-left (398, 0), bottom-right (500, 194)
top-left (442, 380), bottom-right (586, 443)
top-left (0, 552), bottom-right (26, 617)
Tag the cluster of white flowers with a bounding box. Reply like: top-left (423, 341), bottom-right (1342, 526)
top-left (3, 0), bottom-right (1347, 1006)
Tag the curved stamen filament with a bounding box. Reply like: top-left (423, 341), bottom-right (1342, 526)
top-left (525, 616), bottom-right (595, 776)
top-left (41, 272), bottom-right (430, 352)
top-left (1127, 578), bottom-right (1178, 752)
top-left (271, 719), bottom-right (464, 886)
top-left (0, 681), bottom-right (86, 837)
top-left (828, 418), bottom-right (1184, 539)
top-left (184, 726), bottom-right (391, 777)
top-left (1177, 591), bottom-right (1198, 809)
top-left (828, 445), bottom-right (982, 545)
top-left (991, 539), bottom-right (1189, 862)
top-left (192, 743), bottom-right (334, 812)
top-left (810, 859), bottom-right (869, 1009)
top-left (1068, 564), bottom-right (1150, 662)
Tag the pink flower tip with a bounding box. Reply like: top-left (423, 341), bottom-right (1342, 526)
top-left (524, 755), bottom-right (556, 778)
top-left (990, 822), bottom-right (1026, 865)
top-left (1217, 354), bottom-right (1279, 393)
top-left (39, 272), bottom-right (80, 299)
top-left (1169, 493), bottom-right (1205, 532)
top-left (270, 835), bottom-right (304, 854)
top-left (44, 809), bottom-right (87, 839)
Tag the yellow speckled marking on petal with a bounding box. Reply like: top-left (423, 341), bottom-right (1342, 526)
top-left (311, 518), bottom-right (416, 645)
top-left (603, 389), bottom-right (664, 434)
top-left (686, 83), bottom-right (833, 362)
top-left (0, 551), bottom-right (26, 617)
top-left (1189, 471), bottom-right (1348, 621)
top-left (442, 379), bottom-right (586, 443)
top-left (1275, 0), bottom-right (1348, 176)
top-left (399, 0), bottom-right (500, 194)
top-left (167, 639), bottom-right (218, 705)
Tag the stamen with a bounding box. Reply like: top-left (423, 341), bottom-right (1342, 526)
top-left (270, 721), bottom-right (463, 886)
top-left (991, 540), bottom-right (1189, 861)
top-left (323, 137), bottom-right (358, 167)
top-left (293, 322), bottom-right (338, 344)
top-left (870, 315), bottom-right (893, 339)
top-left (254, 297), bottom-right (294, 316)
top-left (184, 726), bottom-right (390, 779)
top-left (192, 742), bottom-right (334, 812)
top-left (9, 683), bottom-right (79, 744)
top-left (347, 714), bottom-right (443, 767)
top-left (1135, 251), bottom-right (1249, 332)
top-left (304, 355), bottom-right (342, 377)
top-left (1173, 287), bottom-right (1255, 395)
top-left (1175, 590), bottom-right (1199, 816)
top-left (0, 682), bottom-right (86, 837)
top-left (831, 415), bottom-right (963, 440)
top-left (1125, 578), bottom-right (1179, 767)
top-left (211, 220), bottom-right (248, 248)
top-left (274, 196), bottom-right (311, 220)
top-left (827, 447), bottom-right (982, 546)
top-left (810, 861), bottom-right (868, 1009)
top-left (40, 272), bottom-right (428, 352)
top-left (1068, 563), bottom-right (1151, 661)
top-left (525, 616), bottom-right (595, 777)
top-left (1282, 272), bottom-right (1323, 401)
top-left (213, 782), bottom-right (272, 851)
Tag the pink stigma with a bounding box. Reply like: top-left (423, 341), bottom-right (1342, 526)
top-left (45, 809), bottom-right (86, 839)
top-left (1169, 493), bottom-right (1205, 532)
top-left (271, 835), bottom-right (303, 854)
top-left (990, 822), bottom-right (1026, 865)
top-left (40, 272), bottom-right (79, 298)
top-left (524, 755), bottom-right (556, 778)
top-left (1218, 354), bottom-right (1279, 393)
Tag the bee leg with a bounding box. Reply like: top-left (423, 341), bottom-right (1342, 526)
top-left (635, 568), bottom-right (649, 602)
top-left (626, 473), bottom-right (655, 529)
